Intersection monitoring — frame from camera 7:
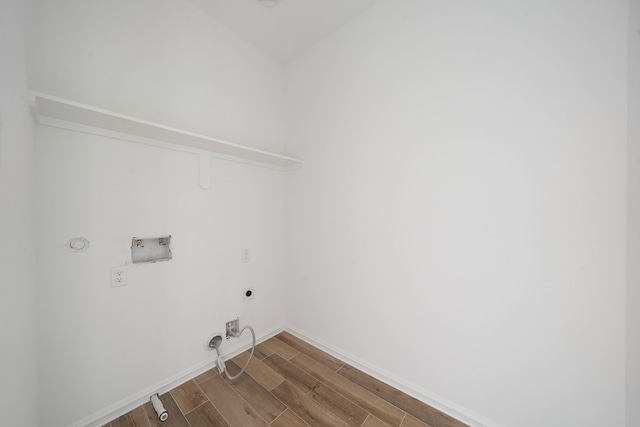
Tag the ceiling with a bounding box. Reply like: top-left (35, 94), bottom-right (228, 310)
top-left (186, 0), bottom-right (383, 64)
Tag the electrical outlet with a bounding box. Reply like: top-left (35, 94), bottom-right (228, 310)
top-left (242, 287), bottom-right (255, 301)
top-left (226, 318), bottom-right (239, 339)
top-left (241, 248), bottom-right (251, 263)
top-left (111, 266), bottom-right (128, 287)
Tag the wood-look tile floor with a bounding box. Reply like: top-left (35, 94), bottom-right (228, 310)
top-left (105, 332), bottom-right (468, 427)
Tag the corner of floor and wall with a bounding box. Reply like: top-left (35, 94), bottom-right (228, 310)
top-left (1, 0), bottom-right (639, 426)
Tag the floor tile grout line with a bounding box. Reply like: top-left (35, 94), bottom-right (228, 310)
top-left (268, 409), bottom-right (286, 426)
top-left (267, 333), bottom-right (436, 426)
top-left (271, 335), bottom-right (301, 360)
top-left (193, 379), bottom-right (236, 427)
top-left (230, 352), bottom-right (286, 392)
top-left (268, 377), bottom-right (286, 392)
top-left (214, 340), bottom-right (418, 427)
top-left (164, 392), bottom-right (190, 427)
top-left (269, 407), bottom-right (312, 427)
top-left (182, 408), bottom-right (194, 427)
top-left (334, 367), bottom-right (421, 425)
top-left (168, 388), bottom-right (185, 418)
top-left (285, 337), bottom-right (401, 419)
top-left (275, 333), bottom-right (343, 370)
top-left (227, 353), bottom-right (295, 424)
top-left (169, 380), bottom-right (210, 420)
top-left (254, 337), bottom-right (274, 360)
top-left (113, 335), bottom-right (446, 427)
top-left (259, 339), bottom-right (288, 360)
top-left (140, 402), bottom-right (152, 427)
top-left (227, 375), bottom-right (282, 426)
top-left (181, 398), bottom-right (209, 418)
top-left (224, 354), bottom-right (293, 422)
top-left (288, 351), bottom-right (415, 427)
top-left (267, 343), bottom-right (367, 426)
top-left (310, 369), bottom-right (384, 424)
top-left (265, 350), bottom-right (374, 427)
top-left (400, 412), bottom-right (407, 427)
top-left (359, 414), bottom-right (370, 427)
top-left (338, 369), bottom-right (452, 427)
top-left (286, 355), bottom-right (384, 427)
top-left (213, 366), bottom-right (284, 427)
top-left (272, 380), bottom-right (352, 427)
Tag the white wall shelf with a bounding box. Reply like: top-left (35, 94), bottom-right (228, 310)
top-left (29, 91), bottom-right (302, 187)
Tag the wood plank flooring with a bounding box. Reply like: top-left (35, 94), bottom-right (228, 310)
top-left (104, 332), bottom-right (468, 427)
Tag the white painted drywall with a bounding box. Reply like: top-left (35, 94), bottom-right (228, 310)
top-left (628, 1), bottom-right (640, 426)
top-left (284, 1), bottom-right (628, 426)
top-left (0, 0), bottom-right (39, 426)
top-left (36, 128), bottom-right (286, 427)
top-left (32, 1), bottom-right (287, 426)
top-left (187, 0), bottom-right (384, 64)
top-left (32, 0), bottom-right (284, 153)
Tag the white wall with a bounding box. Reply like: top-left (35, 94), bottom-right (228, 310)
top-left (0, 0), bottom-right (39, 426)
top-left (284, 1), bottom-right (628, 426)
top-left (37, 128), bottom-right (286, 427)
top-left (33, 1), bottom-right (287, 426)
top-left (32, 0), bottom-right (284, 153)
top-left (628, 1), bottom-right (640, 426)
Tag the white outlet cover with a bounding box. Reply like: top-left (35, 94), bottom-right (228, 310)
top-left (110, 266), bottom-right (128, 287)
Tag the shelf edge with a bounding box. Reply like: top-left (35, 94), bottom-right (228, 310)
top-left (29, 91), bottom-right (303, 171)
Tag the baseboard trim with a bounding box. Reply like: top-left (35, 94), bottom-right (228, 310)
top-left (71, 324), bottom-right (285, 427)
top-left (70, 324), bottom-right (501, 427)
top-left (283, 325), bottom-right (502, 427)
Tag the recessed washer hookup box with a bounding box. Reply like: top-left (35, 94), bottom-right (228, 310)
top-left (131, 236), bottom-right (172, 264)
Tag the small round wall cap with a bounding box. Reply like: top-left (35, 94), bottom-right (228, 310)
top-left (66, 237), bottom-right (90, 252)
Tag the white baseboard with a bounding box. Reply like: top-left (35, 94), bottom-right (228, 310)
top-left (70, 324), bottom-right (500, 427)
top-left (71, 324), bottom-right (285, 427)
top-left (283, 325), bottom-right (503, 427)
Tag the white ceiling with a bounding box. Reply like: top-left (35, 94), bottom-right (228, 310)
top-left (187, 0), bottom-right (382, 64)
